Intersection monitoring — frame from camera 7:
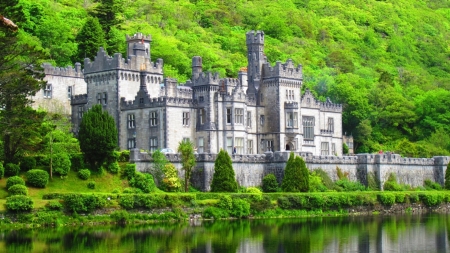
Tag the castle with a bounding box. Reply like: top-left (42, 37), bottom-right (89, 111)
top-left (35, 31), bottom-right (343, 156)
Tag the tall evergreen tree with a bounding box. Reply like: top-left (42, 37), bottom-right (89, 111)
top-left (281, 152), bottom-right (309, 192)
top-left (297, 156), bottom-right (310, 192)
top-left (177, 139), bottom-right (196, 192)
top-left (74, 17), bottom-right (106, 63)
top-left (210, 149), bottom-right (238, 192)
top-left (445, 162), bottom-right (450, 190)
top-left (78, 105), bottom-right (117, 170)
top-left (90, 0), bottom-right (124, 54)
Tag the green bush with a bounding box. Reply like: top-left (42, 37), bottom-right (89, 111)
top-left (313, 168), bottom-right (334, 190)
top-left (111, 210), bottom-right (130, 223)
top-left (217, 195), bottom-right (233, 210)
top-left (87, 181), bottom-right (96, 189)
top-left (282, 153), bottom-right (309, 192)
top-left (8, 185), bottom-right (28, 196)
top-left (231, 198), bottom-right (250, 218)
top-left (277, 196), bottom-right (292, 209)
top-left (378, 193), bottom-right (395, 206)
top-left (309, 172), bottom-right (328, 192)
top-left (53, 153), bottom-right (71, 176)
top-left (203, 206), bottom-right (228, 219)
top-left (118, 194), bottom-right (135, 209)
top-left (367, 172), bottom-right (380, 190)
top-left (424, 179), bottom-right (442, 190)
top-left (129, 172), bottom-right (156, 193)
top-left (45, 201), bottom-right (63, 211)
top-left (118, 150), bottom-right (130, 162)
top-left (26, 169), bottom-right (49, 188)
top-left (107, 161), bottom-right (120, 174)
top-left (262, 173), bottom-right (278, 193)
top-left (395, 193), bottom-right (406, 203)
top-left (5, 163), bottom-right (20, 177)
top-left (335, 179), bottom-right (366, 191)
top-left (5, 195), bottom-right (33, 212)
top-left (445, 162), bottom-right (450, 190)
top-left (70, 153), bottom-right (85, 172)
top-left (420, 193), bottom-right (443, 206)
top-left (250, 196), bottom-right (274, 213)
top-left (0, 162), bottom-right (4, 179)
top-left (210, 149), bottom-right (238, 192)
top-left (122, 163), bottom-right (136, 180)
top-left (20, 157), bottom-right (36, 172)
top-left (6, 176), bottom-right (25, 189)
top-left (383, 173), bottom-right (404, 191)
top-left (63, 194), bottom-right (106, 212)
top-left (77, 169), bottom-right (91, 180)
top-left (408, 193), bottom-right (419, 203)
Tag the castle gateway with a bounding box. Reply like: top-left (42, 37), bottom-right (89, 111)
top-left (40, 31), bottom-right (343, 155)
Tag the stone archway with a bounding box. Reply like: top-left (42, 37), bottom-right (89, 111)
top-left (286, 144), bottom-right (291, 151)
top-left (286, 142), bottom-right (294, 151)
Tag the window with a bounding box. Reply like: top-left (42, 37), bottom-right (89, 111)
top-left (267, 140), bottom-right (273, 152)
top-left (199, 109), bottom-right (205, 124)
top-left (149, 138), bottom-right (158, 152)
top-left (128, 114), bottom-right (135, 129)
top-left (78, 106), bottom-right (84, 119)
top-left (347, 141), bottom-right (353, 149)
top-left (139, 97), bottom-right (144, 104)
top-left (260, 115), bottom-right (265, 126)
top-left (303, 116), bottom-right (315, 140)
top-left (286, 112), bottom-right (298, 128)
top-left (97, 93), bottom-right (102, 104)
top-left (103, 92), bottom-right (107, 105)
top-left (247, 111), bottom-right (252, 127)
top-left (260, 93), bottom-right (263, 103)
top-left (235, 138), bottom-right (244, 154)
top-left (226, 137), bottom-right (233, 154)
top-left (321, 142), bottom-right (329, 155)
top-left (332, 143), bottom-right (336, 155)
top-left (198, 137), bottom-right (204, 153)
top-left (68, 86), bottom-right (72, 99)
top-left (182, 112), bottom-right (190, 126)
top-left (247, 140), bottom-right (253, 154)
top-left (226, 108), bottom-right (232, 124)
top-left (44, 84), bottom-right (52, 98)
top-left (149, 111), bottom-right (158, 126)
top-left (328, 117), bottom-right (334, 132)
top-left (199, 96), bottom-right (204, 102)
top-left (128, 138), bottom-right (136, 149)
top-left (235, 108), bottom-right (243, 124)
top-left (286, 90), bottom-right (294, 100)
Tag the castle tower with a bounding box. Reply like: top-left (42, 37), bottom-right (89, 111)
top-left (246, 30), bottom-right (266, 98)
top-left (192, 56), bottom-right (202, 81)
top-left (126, 33), bottom-right (152, 59)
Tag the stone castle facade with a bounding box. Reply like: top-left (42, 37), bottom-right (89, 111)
top-left (37, 31), bottom-right (343, 155)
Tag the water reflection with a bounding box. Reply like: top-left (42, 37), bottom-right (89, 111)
top-left (1, 214), bottom-right (450, 252)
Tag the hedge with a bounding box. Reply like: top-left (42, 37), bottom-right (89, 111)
top-left (5, 195), bottom-right (33, 212)
top-left (26, 169), bottom-right (49, 188)
top-left (6, 176), bottom-right (25, 189)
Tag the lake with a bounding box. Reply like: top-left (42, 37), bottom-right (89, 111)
top-left (2, 213), bottom-right (449, 252)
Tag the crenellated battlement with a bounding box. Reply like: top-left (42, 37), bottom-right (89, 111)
top-left (284, 102), bottom-right (299, 109)
top-left (246, 30), bottom-right (265, 45)
top-left (43, 63), bottom-right (83, 78)
top-left (192, 72), bottom-right (221, 86)
top-left (319, 97), bottom-right (342, 112)
top-left (126, 33), bottom-right (152, 42)
top-left (71, 94), bottom-right (88, 105)
top-left (262, 59), bottom-right (302, 80)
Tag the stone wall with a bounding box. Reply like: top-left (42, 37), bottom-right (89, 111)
top-left (130, 148), bottom-right (450, 192)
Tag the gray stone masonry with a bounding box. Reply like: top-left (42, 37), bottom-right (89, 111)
top-left (130, 149), bottom-right (450, 191)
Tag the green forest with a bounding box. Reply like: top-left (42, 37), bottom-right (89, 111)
top-left (1, 0), bottom-right (450, 156)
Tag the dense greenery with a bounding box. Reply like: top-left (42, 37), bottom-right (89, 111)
top-left (6, 176), bottom-right (25, 189)
top-left (26, 169), bottom-right (49, 188)
top-left (177, 139), bottom-right (196, 192)
top-left (262, 173), bottom-right (278, 193)
top-left (210, 149), bottom-right (238, 192)
top-left (282, 153), bottom-right (309, 192)
top-left (445, 163), bottom-right (450, 190)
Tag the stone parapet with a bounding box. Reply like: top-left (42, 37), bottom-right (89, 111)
top-left (43, 63), bottom-right (83, 78)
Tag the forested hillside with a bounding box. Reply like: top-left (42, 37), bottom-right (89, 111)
top-left (2, 0), bottom-right (449, 156)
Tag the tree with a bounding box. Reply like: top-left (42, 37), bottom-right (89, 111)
top-left (177, 139), bottom-right (196, 192)
top-left (281, 152), bottom-right (309, 192)
top-left (210, 149), bottom-right (238, 192)
top-left (78, 104), bottom-right (117, 170)
top-left (90, 0), bottom-right (124, 54)
top-left (74, 17), bottom-right (106, 63)
top-left (151, 149), bottom-right (168, 185)
top-left (445, 162), bottom-right (450, 190)
top-left (161, 163), bottom-right (181, 192)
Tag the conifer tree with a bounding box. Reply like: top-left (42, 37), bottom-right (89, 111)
top-left (78, 105), bottom-right (117, 170)
top-left (74, 17), bottom-right (106, 63)
top-left (177, 139), bottom-right (196, 192)
top-left (298, 156), bottom-right (310, 192)
top-left (281, 152), bottom-right (309, 192)
top-left (210, 149), bottom-right (238, 192)
top-left (445, 162), bottom-right (450, 190)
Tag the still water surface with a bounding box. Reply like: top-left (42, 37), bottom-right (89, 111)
top-left (1, 213), bottom-right (449, 253)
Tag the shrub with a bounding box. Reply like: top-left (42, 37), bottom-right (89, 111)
top-left (336, 166), bottom-right (348, 180)
top-left (378, 193), bottom-right (395, 206)
top-left (309, 172), bottom-right (328, 192)
top-left (312, 168), bottom-right (334, 190)
top-left (262, 174), bottom-right (278, 193)
top-left (5, 195), bottom-right (33, 211)
top-left (424, 179), bottom-right (442, 190)
top-left (70, 153), bottom-right (85, 172)
top-left (20, 157), bottom-right (36, 172)
top-left (77, 169), bottom-right (91, 180)
top-left (26, 169), bottom-right (49, 188)
top-left (111, 210), bottom-right (130, 223)
top-left (0, 162), bottom-right (4, 179)
top-left (217, 195), bottom-right (233, 210)
top-left (161, 163), bottom-right (181, 192)
top-left (130, 172), bottom-right (156, 193)
top-left (6, 176), bottom-right (25, 189)
top-left (282, 153), bottom-right (309, 192)
top-left (107, 161), bottom-right (120, 174)
top-left (4, 163), bottom-right (20, 177)
top-left (395, 193), bottom-right (405, 203)
top-left (246, 187), bottom-right (262, 194)
top-left (408, 193), bottom-right (419, 203)
top-left (118, 194), bottom-right (135, 209)
top-left (53, 153), bottom-right (71, 176)
top-left (231, 198), bottom-right (250, 218)
top-left (210, 149), bottom-right (238, 192)
top-left (420, 193), bottom-right (442, 207)
top-left (8, 185), bottom-right (28, 196)
top-left (203, 206), bottom-right (228, 219)
top-left (46, 201), bottom-right (63, 211)
top-left (277, 196), bottom-right (292, 209)
top-left (122, 163), bottom-right (136, 180)
top-left (335, 179), bottom-right (366, 191)
top-left (63, 194), bottom-right (106, 212)
top-left (118, 150), bottom-right (130, 162)
top-left (383, 173), bottom-right (403, 191)
top-left (87, 181), bottom-right (96, 189)
top-left (446, 162), bottom-right (450, 190)
top-left (367, 172), bottom-right (380, 190)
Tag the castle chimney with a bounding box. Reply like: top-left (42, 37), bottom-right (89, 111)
top-left (192, 56), bottom-right (202, 81)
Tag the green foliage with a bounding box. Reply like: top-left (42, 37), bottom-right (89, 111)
top-left (8, 184), bottom-right (28, 196)
top-left (336, 166), bottom-right (348, 180)
top-left (343, 143), bottom-right (349, 154)
top-left (445, 163), bottom-right (450, 190)
top-left (78, 105), bottom-right (118, 170)
top-left (210, 149), bottom-right (237, 192)
top-left (424, 179), bottom-right (442, 190)
top-left (161, 163), bottom-right (181, 192)
top-left (77, 169), bottom-right (91, 180)
top-left (106, 161), bottom-right (120, 174)
top-left (202, 206), bottom-right (228, 219)
top-left (152, 149), bottom-right (168, 185)
top-left (5, 195), bottom-right (33, 212)
top-left (52, 153), bottom-right (71, 176)
top-left (110, 210), bottom-right (130, 223)
top-left (367, 172), bottom-right (380, 191)
top-left (420, 193), bottom-right (443, 207)
top-left (282, 153), bottom-right (309, 192)
top-left (129, 172), bottom-right (156, 193)
top-left (122, 163), bottom-right (136, 180)
top-left (335, 180), bottom-right (366, 192)
top-left (0, 163), bottom-right (4, 179)
top-left (378, 193), bottom-right (395, 206)
top-left (246, 187), bottom-right (262, 194)
top-left (70, 153), bottom-right (85, 172)
top-left (230, 198), bottom-right (250, 218)
top-left (26, 169), bottom-right (49, 188)
top-left (383, 173), bottom-right (404, 191)
top-left (6, 176), bottom-right (25, 189)
top-left (177, 139), bottom-right (196, 192)
top-left (313, 168), bottom-right (334, 190)
top-left (262, 173), bottom-right (278, 193)
top-left (118, 194), bottom-right (134, 209)
top-left (309, 171), bottom-right (328, 192)
top-left (118, 150), bottom-right (130, 162)
top-left (217, 195), bottom-right (233, 210)
top-left (20, 156), bottom-right (35, 172)
top-left (45, 201), bottom-right (63, 211)
top-left (87, 181), bottom-right (96, 189)
top-left (62, 194), bottom-right (106, 213)
top-left (74, 17), bottom-right (106, 63)
top-left (4, 163), bottom-right (20, 177)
